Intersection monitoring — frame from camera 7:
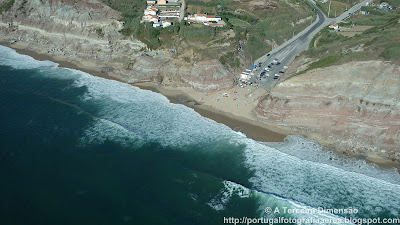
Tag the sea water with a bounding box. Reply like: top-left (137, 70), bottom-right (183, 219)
top-left (0, 45), bottom-right (399, 225)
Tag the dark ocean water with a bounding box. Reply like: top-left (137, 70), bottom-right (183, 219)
top-left (0, 45), bottom-right (399, 225)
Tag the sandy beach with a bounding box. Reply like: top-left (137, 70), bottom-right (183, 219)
top-left (134, 83), bottom-right (290, 143)
top-left (1, 41), bottom-right (290, 143)
top-left (3, 42), bottom-right (399, 170)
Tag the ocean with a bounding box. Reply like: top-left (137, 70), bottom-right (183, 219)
top-left (0, 45), bottom-right (399, 225)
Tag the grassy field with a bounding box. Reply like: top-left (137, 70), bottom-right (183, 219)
top-left (100, 0), bottom-right (315, 70)
top-left (316, 0), bottom-right (361, 18)
top-left (183, 0), bottom-right (315, 64)
top-left (100, 0), bottom-right (146, 36)
top-left (300, 7), bottom-right (400, 72)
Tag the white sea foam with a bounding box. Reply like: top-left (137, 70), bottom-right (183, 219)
top-left (71, 70), bottom-right (234, 148)
top-left (207, 181), bottom-right (251, 211)
top-left (67, 65), bottom-right (400, 220)
top-left (265, 135), bottom-right (400, 185)
top-left (79, 117), bottom-right (145, 148)
top-left (3, 46), bottom-right (400, 223)
top-left (210, 180), bottom-right (354, 225)
top-left (241, 137), bottom-right (400, 218)
top-left (0, 45), bottom-right (58, 69)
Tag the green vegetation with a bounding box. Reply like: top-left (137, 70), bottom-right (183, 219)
top-left (101, 0), bottom-right (146, 36)
top-left (136, 23), bottom-right (162, 50)
top-left (96, 28), bottom-right (105, 37)
top-left (100, 0), bottom-right (315, 69)
top-left (180, 25), bottom-right (217, 43)
top-left (316, 0), bottom-right (361, 18)
top-left (0, 0), bottom-right (15, 14)
top-left (300, 7), bottom-right (400, 72)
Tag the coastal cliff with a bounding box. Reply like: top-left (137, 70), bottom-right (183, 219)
top-left (0, 0), bottom-right (235, 90)
top-left (254, 60), bottom-right (400, 164)
top-left (2, 0), bottom-right (399, 167)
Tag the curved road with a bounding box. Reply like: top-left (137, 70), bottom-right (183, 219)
top-left (253, 0), bottom-right (372, 90)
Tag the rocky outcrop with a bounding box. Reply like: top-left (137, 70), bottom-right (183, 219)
top-left (179, 60), bottom-right (235, 91)
top-left (0, 0), bottom-right (235, 91)
top-left (254, 61), bottom-right (400, 163)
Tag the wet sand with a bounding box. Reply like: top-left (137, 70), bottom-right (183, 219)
top-left (3, 42), bottom-right (399, 170)
top-left (2, 42), bottom-right (289, 143)
top-left (135, 83), bottom-right (290, 143)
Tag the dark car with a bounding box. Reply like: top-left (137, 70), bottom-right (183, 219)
top-left (261, 71), bottom-right (266, 75)
top-left (267, 53), bottom-right (271, 56)
top-left (276, 62), bottom-right (281, 65)
top-left (267, 65), bottom-right (271, 68)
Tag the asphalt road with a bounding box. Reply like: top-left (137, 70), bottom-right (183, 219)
top-left (252, 0), bottom-right (372, 90)
top-left (179, 0), bottom-right (185, 22)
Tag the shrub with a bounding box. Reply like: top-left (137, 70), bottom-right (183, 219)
top-left (0, 0), bottom-right (15, 14)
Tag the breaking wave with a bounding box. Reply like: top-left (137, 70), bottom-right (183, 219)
top-left (2, 44), bottom-right (400, 224)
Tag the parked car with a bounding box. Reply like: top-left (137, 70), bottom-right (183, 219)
top-left (267, 53), bottom-right (271, 56)
top-left (274, 74), bottom-right (280, 79)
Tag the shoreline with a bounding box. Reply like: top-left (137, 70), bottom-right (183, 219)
top-left (1, 42), bottom-right (289, 143)
top-left (134, 83), bottom-right (290, 143)
top-left (2, 43), bottom-right (399, 171)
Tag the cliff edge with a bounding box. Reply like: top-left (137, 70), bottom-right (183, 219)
top-left (254, 60), bottom-right (400, 165)
top-left (0, 0), bottom-right (234, 91)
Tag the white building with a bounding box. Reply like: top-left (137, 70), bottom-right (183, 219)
top-left (150, 16), bottom-right (159, 23)
top-left (162, 20), bottom-right (173, 27)
top-left (187, 14), bottom-right (222, 22)
top-left (329, 23), bottom-right (339, 30)
top-left (144, 6), bottom-right (158, 16)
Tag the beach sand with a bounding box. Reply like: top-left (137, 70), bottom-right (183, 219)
top-left (3, 42), bottom-right (399, 170)
top-left (135, 83), bottom-right (290, 143)
top-left (2, 41), bottom-right (290, 143)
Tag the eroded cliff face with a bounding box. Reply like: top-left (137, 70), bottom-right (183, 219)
top-left (254, 61), bottom-right (400, 163)
top-left (0, 0), bottom-right (234, 90)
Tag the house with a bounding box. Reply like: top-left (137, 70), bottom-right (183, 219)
top-left (147, 0), bottom-right (157, 4)
top-left (143, 14), bottom-right (154, 22)
top-left (186, 14), bottom-right (222, 22)
top-left (158, 0), bottom-right (167, 5)
top-left (329, 23), bottom-right (339, 30)
top-left (162, 20), bottom-right (173, 27)
top-left (144, 6), bottom-right (158, 16)
top-left (150, 16), bottom-right (159, 23)
top-left (205, 15), bottom-right (222, 22)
